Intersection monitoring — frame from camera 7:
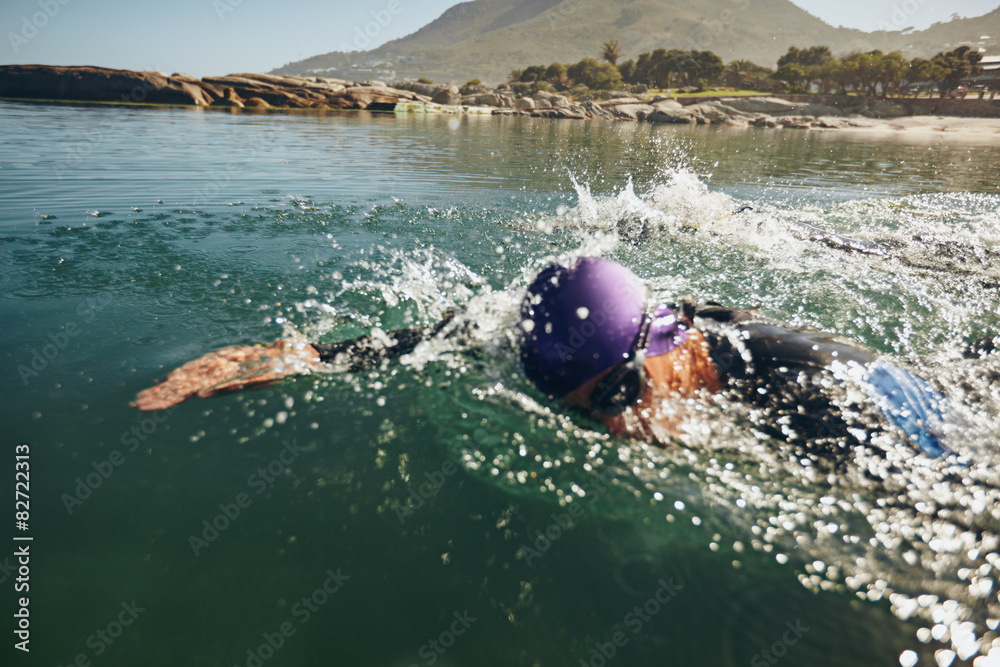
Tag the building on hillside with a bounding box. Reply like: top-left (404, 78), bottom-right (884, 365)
top-left (965, 55), bottom-right (1000, 91)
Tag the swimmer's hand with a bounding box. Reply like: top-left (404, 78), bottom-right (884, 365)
top-left (131, 340), bottom-right (320, 411)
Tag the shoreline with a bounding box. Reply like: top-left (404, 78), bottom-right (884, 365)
top-left (5, 94), bottom-right (1000, 139)
top-left (2, 64), bottom-right (999, 135)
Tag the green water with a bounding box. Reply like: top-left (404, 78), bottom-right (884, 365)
top-left (2, 101), bottom-right (1000, 666)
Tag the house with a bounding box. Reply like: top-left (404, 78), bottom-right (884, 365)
top-left (967, 55), bottom-right (1000, 90)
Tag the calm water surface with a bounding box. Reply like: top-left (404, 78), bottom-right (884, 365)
top-left (2, 101), bottom-right (1000, 667)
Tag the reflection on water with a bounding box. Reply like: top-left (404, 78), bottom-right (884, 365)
top-left (2, 100), bottom-right (1000, 667)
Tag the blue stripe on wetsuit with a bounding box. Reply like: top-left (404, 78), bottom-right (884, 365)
top-left (863, 360), bottom-right (950, 458)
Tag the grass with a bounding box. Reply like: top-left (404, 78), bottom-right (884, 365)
top-left (639, 88), bottom-right (767, 98)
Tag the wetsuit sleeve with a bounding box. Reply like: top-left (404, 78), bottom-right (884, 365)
top-left (689, 303), bottom-right (875, 379)
top-left (312, 309), bottom-right (460, 372)
top-left (689, 303), bottom-right (949, 457)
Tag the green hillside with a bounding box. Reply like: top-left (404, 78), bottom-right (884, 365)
top-left (271, 0), bottom-right (1000, 84)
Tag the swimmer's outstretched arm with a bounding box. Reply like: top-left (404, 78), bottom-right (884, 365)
top-left (130, 338), bottom-right (321, 411)
top-left (130, 310), bottom-right (460, 411)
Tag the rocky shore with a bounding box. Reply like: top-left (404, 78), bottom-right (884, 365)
top-left (2, 65), bottom-right (999, 131)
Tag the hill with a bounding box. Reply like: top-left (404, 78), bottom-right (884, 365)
top-left (271, 0), bottom-right (1000, 84)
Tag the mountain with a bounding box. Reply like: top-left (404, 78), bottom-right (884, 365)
top-left (270, 0), bottom-right (1000, 84)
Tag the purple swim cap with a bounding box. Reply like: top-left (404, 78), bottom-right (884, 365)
top-left (518, 257), bottom-right (688, 398)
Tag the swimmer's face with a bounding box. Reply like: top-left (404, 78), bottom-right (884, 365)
top-left (563, 361), bottom-right (651, 417)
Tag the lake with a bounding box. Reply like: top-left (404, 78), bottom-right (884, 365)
top-left (2, 100), bottom-right (1000, 667)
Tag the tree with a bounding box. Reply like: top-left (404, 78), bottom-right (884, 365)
top-left (544, 62), bottom-right (568, 87)
top-left (838, 51), bottom-right (883, 96)
top-left (777, 45), bottom-right (831, 69)
top-left (777, 46), bottom-right (833, 91)
top-left (519, 65), bottom-right (547, 83)
top-left (772, 62), bottom-right (807, 91)
top-left (875, 50), bottom-right (908, 98)
top-left (624, 48), bottom-right (724, 89)
top-left (832, 57), bottom-right (857, 94)
top-left (567, 57), bottom-right (601, 87)
top-left (592, 62), bottom-right (624, 90)
top-left (660, 49), bottom-right (696, 88)
top-left (814, 59), bottom-right (840, 93)
top-left (632, 49), bottom-right (661, 87)
top-left (905, 57), bottom-right (944, 96)
top-left (600, 40), bottom-right (623, 65)
top-left (723, 60), bottom-right (774, 90)
top-left (691, 50), bottom-right (724, 85)
top-left (931, 46), bottom-right (984, 94)
top-left (617, 58), bottom-right (636, 84)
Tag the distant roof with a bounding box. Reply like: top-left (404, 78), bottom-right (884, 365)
top-left (981, 55), bottom-right (1000, 70)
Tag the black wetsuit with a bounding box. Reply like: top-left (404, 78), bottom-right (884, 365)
top-left (680, 302), bottom-right (884, 456)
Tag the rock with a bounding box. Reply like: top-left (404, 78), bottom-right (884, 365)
top-left (172, 80), bottom-right (216, 106)
top-left (227, 72), bottom-right (319, 88)
top-left (599, 97), bottom-right (641, 106)
top-left (315, 76), bottom-right (351, 87)
top-left (212, 87), bottom-right (244, 107)
top-left (779, 116), bottom-right (813, 129)
top-left (804, 103), bottom-right (843, 117)
top-left (333, 85), bottom-right (416, 109)
top-left (721, 97), bottom-right (800, 114)
top-left (473, 93), bottom-right (503, 107)
top-left (394, 81), bottom-right (438, 97)
top-left (632, 85), bottom-right (648, 95)
top-left (0, 64), bottom-right (215, 106)
top-left (243, 97), bottom-right (271, 108)
top-left (751, 117), bottom-right (778, 128)
top-left (685, 102), bottom-right (731, 124)
top-left (865, 101), bottom-right (910, 118)
top-left (811, 116), bottom-right (841, 128)
top-left (460, 83), bottom-right (487, 96)
top-left (608, 103), bottom-right (654, 121)
top-left (549, 95), bottom-right (570, 108)
top-left (431, 85), bottom-right (461, 106)
top-left (203, 75), bottom-right (278, 89)
top-left (580, 100), bottom-right (611, 119)
top-left (647, 107), bottom-right (696, 124)
top-left (0, 65), bottom-right (418, 111)
top-left (650, 99), bottom-right (684, 112)
top-left (550, 106), bottom-right (588, 119)
top-left (337, 89), bottom-right (397, 109)
top-left (515, 97), bottom-right (536, 110)
top-left (722, 97), bottom-right (847, 118)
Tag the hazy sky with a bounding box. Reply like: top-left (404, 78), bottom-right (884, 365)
top-left (1, 0), bottom-right (997, 76)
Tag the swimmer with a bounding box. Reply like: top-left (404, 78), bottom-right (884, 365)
top-left (518, 257), bottom-right (951, 457)
top-left (132, 257), bottom-right (952, 458)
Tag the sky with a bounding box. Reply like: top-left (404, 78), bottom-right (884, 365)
top-left (1, 0), bottom-right (998, 77)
